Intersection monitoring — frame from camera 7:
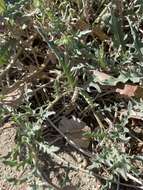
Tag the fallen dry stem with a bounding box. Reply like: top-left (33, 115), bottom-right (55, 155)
top-left (0, 48), bottom-right (23, 81)
top-left (46, 118), bottom-right (93, 158)
top-left (2, 60), bottom-right (49, 94)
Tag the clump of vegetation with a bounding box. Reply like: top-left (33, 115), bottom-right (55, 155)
top-left (0, 0), bottom-right (143, 189)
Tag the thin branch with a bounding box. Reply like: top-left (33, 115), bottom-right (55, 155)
top-left (46, 118), bottom-right (93, 158)
top-left (47, 91), bottom-right (70, 110)
top-left (0, 48), bottom-right (23, 81)
top-left (127, 173), bottom-right (143, 186)
top-left (116, 175), bottom-right (120, 190)
top-left (2, 60), bottom-right (48, 95)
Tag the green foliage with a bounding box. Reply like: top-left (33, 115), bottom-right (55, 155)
top-left (1, 0), bottom-right (143, 189)
top-left (0, 106), bottom-right (58, 186)
top-left (0, 0), bottom-right (6, 14)
top-left (0, 46), bottom-right (9, 65)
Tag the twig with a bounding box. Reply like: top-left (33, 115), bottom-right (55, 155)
top-left (49, 136), bottom-right (63, 146)
top-left (129, 132), bottom-right (143, 143)
top-left (47, 91), bottom-right (70, 110)
top-left (127, 173), bottom-right (143, 186)
top-left (94, 2), bottom-right (111, 24)
top-left (46, 118), bottom-right (93, 158)
top-left (94, 0), bottom-right (107, 19)
top-left (95, 89), bottom-right (115, 100)
top-left (0, 48), bottom-right (23, 81)
top-left (92, 111), bottom-right (105, 130)
top-left (2, 60), bottom-right (48, 94)
top-left (116, 175), bottom-right (120, 190)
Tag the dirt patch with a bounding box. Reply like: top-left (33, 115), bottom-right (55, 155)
top-left (0, 123), bottom-right (29, 190)
top-left (0, 122), bottom-right (101, 190)
top-left (39, 148), bottom-right (101, 190)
